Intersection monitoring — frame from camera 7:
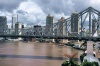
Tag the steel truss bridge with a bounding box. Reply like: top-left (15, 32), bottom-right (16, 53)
top-left (1, 7), bottom-right (100, 41)
top-left (1, 35), bottom-right (100, 41)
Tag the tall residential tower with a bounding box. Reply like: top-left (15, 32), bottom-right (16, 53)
top-left (46, 14), bottom-right (54, 36)
top-left (57, 17), bottom-right (64, 36)
top-left (0, 16), bottom-right (7, 35)
top-left (71, 12), bottom-right (79, 36)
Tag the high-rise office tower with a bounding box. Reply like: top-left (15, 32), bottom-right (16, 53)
top-left (11, 17), bottom-right (13, 29)
top-left (46, 14), bottom-right (54, 36)
top-left (71, 12), bottom-right (79, 36)
top-left (12, 16), bottom-right (16, 29)
top-left (12, 14), bottom-right (18, 29)
top-left (57, 17), bottom-right (64, 36)
top-left (70, 12), bottom-right (79, 43)
top-left (57, 17), bottom-right (68, 43)
top-left (0, 16), bottom-right (7, 35)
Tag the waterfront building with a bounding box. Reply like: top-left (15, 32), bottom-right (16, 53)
top-left (0, 16), bottom-right (7, 35)
top-left (46, 14), bottom-right (54, 36)
top-left (57, 17), bottom-right (68, 43)
top-left (15, 22), bottom-right (22, 35)
top-left (70, 12), bottom-right (79, 43)
top-left (57, 17), bottom-right (64, 36)
top-left (71, 12), bottom-right (79, 37)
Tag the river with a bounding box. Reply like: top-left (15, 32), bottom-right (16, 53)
top-left (0, 40), bottom-right (99, 66)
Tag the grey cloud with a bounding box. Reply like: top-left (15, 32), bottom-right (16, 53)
top-left (71, 0), bottom-right (90, 12)
top-left (16, 13), bottom-right (45, 26)
top-left (0, 0), bottom-right (27, 12)
top-left (30, 15), bottom-right (45, 26)
top-left (6, 0), bottom-right (100, 27)
top-left (17, 10), bottom-right (28, 15)
top-left (33, 0), bottom-right (74, 15)
top-left (33, 0), bottom-right (67, 14)
top-left (33, 0), bottom-right (98, 16)
top-left (26, 22), bottom-right (35, 26)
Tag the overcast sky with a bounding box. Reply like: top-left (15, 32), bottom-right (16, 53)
top-left (0, 0), bottom-right (100, 27)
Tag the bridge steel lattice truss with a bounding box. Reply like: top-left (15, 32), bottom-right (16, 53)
top-left (1, 7), bottom-right (100, 41)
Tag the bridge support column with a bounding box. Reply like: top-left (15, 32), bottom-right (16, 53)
top-left (87, 41), bottom-right (94, 55)
top-left (84, 41), bottom-right (100, 64)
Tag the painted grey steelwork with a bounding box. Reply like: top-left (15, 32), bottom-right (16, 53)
top-left (89, 7), bottom-right (92, 37)
top-left (65, 7), bottom-right (100, 38)
top-left (0, 7), bottom-right (100, 41)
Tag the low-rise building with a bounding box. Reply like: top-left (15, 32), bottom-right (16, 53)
top-left (15, 22), bottom-right (22, 35)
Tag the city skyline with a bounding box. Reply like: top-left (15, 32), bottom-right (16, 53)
top-left (0, 0), bottom-right (100, 27)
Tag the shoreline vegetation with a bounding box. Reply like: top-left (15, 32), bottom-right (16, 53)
top-left (62, 53), bottom-right (99, 66)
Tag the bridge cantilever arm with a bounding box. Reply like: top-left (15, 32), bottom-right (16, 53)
top-left (92, 8), bottom-right (100, 15)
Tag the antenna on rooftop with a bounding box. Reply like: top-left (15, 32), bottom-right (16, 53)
top-left (75, 9), bottom-right (77, 12)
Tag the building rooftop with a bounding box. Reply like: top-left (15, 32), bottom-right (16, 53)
top-left (72, 12), bottom-right (78, 14)
top-left (34, 25), bottom-right (41, 27)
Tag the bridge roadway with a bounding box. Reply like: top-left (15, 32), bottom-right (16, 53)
top-left (1, 35), bottom-right (100, 41)
top-left (0, 41), bottom-right (100, 66)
